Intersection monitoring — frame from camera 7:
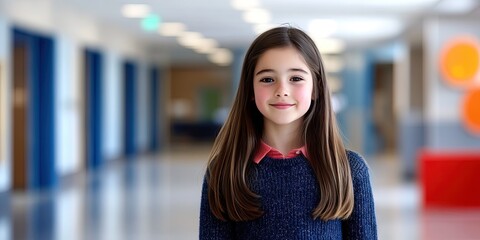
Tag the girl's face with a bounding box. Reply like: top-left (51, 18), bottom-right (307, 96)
top-left (253, 46), bottom-right (314, 128)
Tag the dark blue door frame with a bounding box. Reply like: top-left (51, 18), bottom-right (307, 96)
top-left (124, 61), bottom-right (137, 157)
top-left (149, 66), bottom-right (160, 152)
top-left (13, 28), bottom-right (56, 190)
top-left (85, 49), bottom-right (103, 169)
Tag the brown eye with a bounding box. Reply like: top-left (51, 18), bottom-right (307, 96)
top-left (260, 78), bottom-right (274, 83)
top-left (291, 77), bottom-right (304, 82)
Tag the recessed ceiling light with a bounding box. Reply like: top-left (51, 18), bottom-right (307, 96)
top-left (334, 17), bottom-right (402, 40)
top-left (193, 39), bottom-right (219, 54)
top-left (243, 8), bottom-right (271, 24)
top-left (362, 0), bottom-right (439, 8)
top-left (122, 4), bottom-right (150, 18)
top-left (433, 0), bottom-right (478, 14)
top-left (309, 19), bottom-right (337, 38)
top-left (231, 0), bottom-right (259, 11)
top-left (208, 48), bottom-right (233, 66)
top-left (178, 32), bottom-right (204, 48)
top-left (159, 22), bottom-right (186, 37)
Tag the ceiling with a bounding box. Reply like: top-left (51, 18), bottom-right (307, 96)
top-left (59, 0), bottom-right (480, 65)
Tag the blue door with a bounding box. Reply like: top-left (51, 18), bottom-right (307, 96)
top-left (149, 66), bottom-right (160, 152)
top-left (12, 27), bottom-right (56, 190)
top-left (84, 49), bottom-right (103, 169)
top-left (124, 61), bottom-right (137, 157)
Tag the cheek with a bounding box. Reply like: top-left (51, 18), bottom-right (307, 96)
top-left (295, 86), bottom-right (313, 108)
top-left (254, 86), bottom-right (270, 104)
top-left (253, 86), bottom-right (272, 115)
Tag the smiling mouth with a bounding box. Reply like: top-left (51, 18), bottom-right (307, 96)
top-left (270, 103), bottom-right (294, 109)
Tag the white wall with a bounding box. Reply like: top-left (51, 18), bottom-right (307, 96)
top-left (55, 35), bottom-right (83, 174)
top-left (424, 17), bottom-right (480, 123)
top-left (103, 50), bottom-right (123, 161)
top-left (424, 17), bottom-right (480, 149)
top-left (0, 15), bottom-right (12, 192)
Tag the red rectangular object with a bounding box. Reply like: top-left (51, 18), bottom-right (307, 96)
top-left (419, 150), bottom-right (480, 208)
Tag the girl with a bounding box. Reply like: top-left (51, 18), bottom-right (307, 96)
top-left (200, 26), bottom-right (377, 239)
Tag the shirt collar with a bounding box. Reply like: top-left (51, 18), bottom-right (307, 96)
top-left (253, 140), bottom-right (308, 164)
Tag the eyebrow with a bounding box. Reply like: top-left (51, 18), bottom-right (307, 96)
top-left (255, 68), bottom-right (308, 76)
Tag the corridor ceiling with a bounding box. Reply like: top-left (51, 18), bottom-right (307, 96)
top-left (39, 0), bottom-right (480, 64)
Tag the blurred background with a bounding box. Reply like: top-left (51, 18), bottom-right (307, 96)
top-left (1, 0), bottom-right (480, 239)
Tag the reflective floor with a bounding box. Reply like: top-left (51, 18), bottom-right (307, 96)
top-left (2, 143), bottom-right (480, 240)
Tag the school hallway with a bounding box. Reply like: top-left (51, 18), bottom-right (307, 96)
top-left (1, 143), bottom-right (479, 240)
top-left (2, 0), bottom-right (480, 239)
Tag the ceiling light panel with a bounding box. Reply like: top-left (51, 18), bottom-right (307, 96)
top-left (260, 0), bottom-right (439, 10)
top-left (243, 8), bottom-right (271, 24)
top-left (433, 0), bottom-right (478, 14)
top-left (208, 48), bottom-right (233, 66)
top-left (309, 19), bottom-right (337, 38)
top-left (332, 17), bottom-right (403, 40)
top-left (231, 0), bottom-right (260, 11)
top-left (122, 4), bottom-right (150, 18)
top-left (159, 22), bottom-right (186, 37)
top-left (193, 38), bottom-right (218, 54)
top-left (177, 31), bottom-right (204, 48)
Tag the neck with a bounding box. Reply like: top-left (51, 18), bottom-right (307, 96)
top-left (262, 119), bottom-right (303, 156)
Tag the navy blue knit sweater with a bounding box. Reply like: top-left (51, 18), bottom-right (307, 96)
top-left (200, 150), bottom-right (377, 239)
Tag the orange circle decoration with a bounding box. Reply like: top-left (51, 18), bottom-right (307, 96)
top-left (440, 36), bottom-right (480, 87)
top-left (462, 88), bottom-right (480, 134)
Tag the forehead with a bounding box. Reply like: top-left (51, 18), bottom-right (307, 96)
top-left (254, 46), bottom-right (310, 73)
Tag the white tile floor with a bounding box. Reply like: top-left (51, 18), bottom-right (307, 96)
top-left (4, 143), bottom-right (480, 240)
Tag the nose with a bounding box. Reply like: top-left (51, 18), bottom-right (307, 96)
top-left (275, 83), bottom-right (289, 97)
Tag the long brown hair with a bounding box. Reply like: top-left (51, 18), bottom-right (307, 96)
top-left (207, 26), bottom-right (353, 221)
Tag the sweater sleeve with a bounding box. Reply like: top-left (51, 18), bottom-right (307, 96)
top-left (342, 151), bottom-right (378, 240)
top-left (199, 173), bottom-right (234, 239)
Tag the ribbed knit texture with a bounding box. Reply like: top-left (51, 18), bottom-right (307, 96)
top-left (200, 150), bottom-right (377, 239)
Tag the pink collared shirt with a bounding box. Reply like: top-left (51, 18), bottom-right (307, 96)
top-left (253, 141), bottom-right (308, 164)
